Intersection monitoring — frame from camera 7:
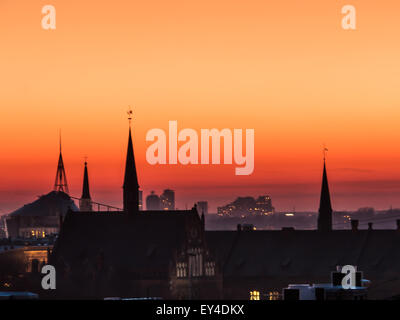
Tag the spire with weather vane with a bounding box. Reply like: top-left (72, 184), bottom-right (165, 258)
top-left (123, 107), bottom-right (140, 213)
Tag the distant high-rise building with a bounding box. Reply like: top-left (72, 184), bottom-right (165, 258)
top-left (161, 189), bottom-right (175, 210)
top-left (217, 195), bottom-right (274, 216)
top-left (0, 215), bottom-right (7, 239)
top-left (146, 191), bottom-right (161, 210)
top-left (255, 195), bottom-right (274, 215)
top-left (79, 161), bottom-right (92, 211)
top-left (197, 201), bottom-right (208, 215)
top-left (139, 190), bottom-right (143, 210)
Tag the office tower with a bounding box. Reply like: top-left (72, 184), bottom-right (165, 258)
top-left (146, 191), bottom-right (161, 210)
top-left (161, 189), bottom-right (175, 210)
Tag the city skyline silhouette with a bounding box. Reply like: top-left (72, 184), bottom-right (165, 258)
top-left (2, 1), bottom-right (400, 213)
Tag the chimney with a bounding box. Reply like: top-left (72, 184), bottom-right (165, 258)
top-left (351, 219), bottom-right (359, 232)
top-left (368, 222), bottom-right (373, 230)
top-left (237, 224), bottom-right (242, 232)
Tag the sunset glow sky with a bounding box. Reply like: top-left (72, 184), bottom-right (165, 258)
top-left (1, 0), bottom-right (400, 213)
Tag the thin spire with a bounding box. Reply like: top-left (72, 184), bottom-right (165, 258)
top-left (317, 154), bottom-right (333, 232)
top-left (81, 160), bottom-right (91, 199)
top-left (80, 159), bottom-right (92, 211)
top-left (59, 129), bottom-right (62, 153)
top-left (54, 132), bottom-right (69, 194)
top-left (123, 108), bottom-right (140, 213)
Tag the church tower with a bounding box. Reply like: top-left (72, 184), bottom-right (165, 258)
top-left (79, 160), bottom-right (92, 211)
top-left (123, 110), bottom-right (140, 214)
top-left (54, 133), bottom-right (69, 194)
top-left (317, 155), bottom-right (333, 232)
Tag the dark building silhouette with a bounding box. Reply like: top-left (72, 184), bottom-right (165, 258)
top-left (46, 121), bottom-right (400, 300)
top-left (318, 159), bottom-right (332, 232)
top-left (123, 126), bottom-right (140, 214)
top-left (79, 161), bottom-right (92, 212)
top-left (5, 138), bottom-right (78, 239)
top-left (5, 191), bottom-right (78, 238)
top-left (146, 191), bottom-right (161, 210)
top-left (206, 219), bottom-right (400, 300)
top-left (161, 189), bottom-right (175, 210)
top-left (49, 123), bottom-right (221, 299)
top-left (217, 195), bottom-right (274, 216)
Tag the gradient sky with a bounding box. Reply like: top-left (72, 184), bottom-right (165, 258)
top-left (1, 0), bottom-right (400, 213)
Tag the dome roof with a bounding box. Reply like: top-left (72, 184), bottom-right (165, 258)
top-left (9, 191), bottom-right (78, 217)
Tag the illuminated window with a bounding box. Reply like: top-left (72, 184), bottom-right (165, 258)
top-left (250, 290), bottom-right (260, 300)
top-left (268, 291), bottom-right (280, 300)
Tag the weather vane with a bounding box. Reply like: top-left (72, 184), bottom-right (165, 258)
top-left (127, 106), bottom-right (133, 127)
top-left (323, 144), bottom-right (328, 161)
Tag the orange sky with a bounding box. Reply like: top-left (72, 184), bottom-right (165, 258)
top-left (1, 0), bottom-right (400, 213)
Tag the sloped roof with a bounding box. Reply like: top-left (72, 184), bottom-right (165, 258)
top-left (9, 191), bottom-right (78, 217)
top-left (206, 229), bottom-right (400, 280)
top-left (51, 209), bottom-right (199, 278)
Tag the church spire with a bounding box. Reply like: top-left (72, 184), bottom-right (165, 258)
top-left (54, 132), bottom-right (69, 194)
top-left (123, 109), bottom-right (140, 213)
top-left (80, 159), bottom-right (92, 211)
top-left (317, 153), bottom-right (333, 232)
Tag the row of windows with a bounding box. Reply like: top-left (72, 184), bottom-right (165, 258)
top-left (19, 228), bottom-right (57, 238)
top-left (176, 249), bottom-right (215, 278)
top-left (250, 290), bottom-right (280, 300)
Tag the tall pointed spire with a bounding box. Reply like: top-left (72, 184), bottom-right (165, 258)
top-left (54, 132), bottom-right (69, 194)
top-left (317, 154), bottom-right (333, 232)
top-left (123, 109), bottom-right (140, 213)
top-left (80, 159), bottom-right (92, 211)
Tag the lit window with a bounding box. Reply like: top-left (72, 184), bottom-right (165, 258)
top-left (268, 291), bottom-right (280, 300)
top-left (250, 290), bottom-right (260, 300)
